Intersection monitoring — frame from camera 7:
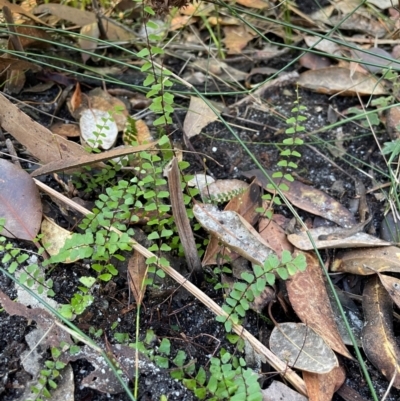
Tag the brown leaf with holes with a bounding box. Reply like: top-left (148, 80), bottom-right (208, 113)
top-left (243, 169), bottom-right (355, 227)
top-left (331, 246), bottom-right (400, 275)
top-left (286, 251), bottom-right (353, 360)
top-left (303, 365), bottom-right (346, 401)
top-left (128, 250), bottom-right (148, 306)
top-left (362, 276), bottom-right (400, 388)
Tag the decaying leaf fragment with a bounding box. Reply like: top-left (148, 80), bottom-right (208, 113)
top-left (269, 322), bottom-right (338, 374)
top-left (286, 251), bottom-right (353, 359)
top-left (193, 203), bottom-right (275, 266)
top-left (378, 274), bottom-right (400, 310)
top-left (331, 246), bottom-right (400, 275)
top-left (362, 276), bottom-right (400, 388)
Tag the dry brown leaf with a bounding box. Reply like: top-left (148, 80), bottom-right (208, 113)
top-left (70, 83), bottom-right (82, 112)
top-left (362, 276), bottom-right (400, 388)
top-left (33, 3), bottom-right (96, 26)
top-left (183, 96), bottom-right (220, 138)
top-left (331, 246), bottom-right (400, 275)
top-left (101, 17), bottom-right (135, 42)
top-left (286, 251), bottom-right (353, 360)
top-left (0, 159), bottom-right (42, 241)
top-left (243, 169), bottom-right (356, 227)
top-left (79, 23), bottom-right (100, 63)
top-left (297, 67), bottom-right (388, 96)
top-left (223, 25), bottom-right (254, 55)
top-left (235, 0), bottom-right (269, 9)
top-left (50, 123), bottom-right (80, 138)
top-left (0, 93), bottom-right (88, 165)
top-left (180, 0), bottom-right (214, 16)
top-left (303, 365), bottom-right (346, 401)
top-left (31, 142), bottom-right (155, 177)
top-left (169, 14), bottom-right (196, 31)
top-left (258, 216), bottom-right (294, 257)
top-left (127, 250), bottom-right (148, 306)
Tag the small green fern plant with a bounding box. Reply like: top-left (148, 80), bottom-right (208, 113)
top-left (215, 251), bottom-right (307, 333)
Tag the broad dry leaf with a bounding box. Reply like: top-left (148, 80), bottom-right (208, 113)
top-left (0, 93), bottom-right (88, 165)
top-left (331, 246), bottom-right (400, 275)
top-left (128, 250), bottom-right (148, 306)
top-left (269, 323), bottom-right (338, 373)
top-left (192, 59), bottom-right (248, 82)
top-left (287, 229), bottom-right (390, 250)
top-left (0, 159), bottom-right (42, 241)
top-left (79, 23), bottom-right (100, 63)
top-left (286, 251), bottom-right (353, 359)
top-left (362, 276), bottom-right (400, 388)
top-left (41, 217), bottom-right (78, 263)
top-left (193, 203), bottom-right (275, 266)
top-left (243, 169), bottom-right (356, 227)
top-left (258, 216), bottom-right (293, 257)
top-left (31, 142), bottom-right (155, 177)
top-left (303, 365), bottom-right (346, 401)
top-left (33, 3), bottom-right (96, 26)
top-left (223, 25), bottom-right (254, 55)
top-left (184, 96), bottom-right (220, 138)
top-left (297, 67), bottom-right (388, 96)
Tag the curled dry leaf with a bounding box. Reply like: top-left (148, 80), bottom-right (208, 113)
top-left (286, 251), bottom-right (353, 359)
top-left (0, 159), bottom-right (42, 241)
top-left (183, 96), bottom-right (220, 138)
top-left (243, 169), bottom-right (356, 227)
top-left (127, 250), bottom-right (148, 306)
top-left (269, 322), bottom-right (338, 374)
top-left (297, 67), bottom-right (388, 96)
top-left (303, 365), bottom-right (346, 401)
top-left (258, 216), bottom-right (294, 257)
top-left (193, 203), bottom-right (275, 266)
top-left (362, 276), bottom-right (400, 388)
top-left (331, 246), bottom-right (400, 275)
